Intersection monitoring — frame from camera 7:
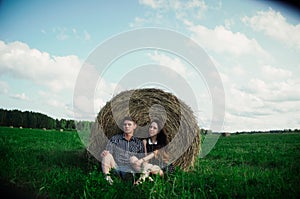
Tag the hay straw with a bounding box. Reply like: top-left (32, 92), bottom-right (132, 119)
top-left (88, 88), bottom-right (201, 171)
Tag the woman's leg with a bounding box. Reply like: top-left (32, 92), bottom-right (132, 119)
top-left (149, 165), bottom-right (164, 176)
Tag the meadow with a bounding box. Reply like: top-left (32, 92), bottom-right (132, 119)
top-left (0, 126), bottom-right (299, 198)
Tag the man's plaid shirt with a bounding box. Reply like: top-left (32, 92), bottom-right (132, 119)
top-left (106, 133), bottom-right (144, 167)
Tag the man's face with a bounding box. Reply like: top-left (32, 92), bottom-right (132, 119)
top-left (123, 120), bottom-right (137, 134)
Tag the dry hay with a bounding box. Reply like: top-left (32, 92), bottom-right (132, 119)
top-left (88, 88), bottom-right (201, 171)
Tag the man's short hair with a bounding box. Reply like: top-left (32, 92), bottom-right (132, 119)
top-left (122, 116), bottom-right (136, 123)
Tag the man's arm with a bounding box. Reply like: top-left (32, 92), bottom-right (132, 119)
top-left (101, 150), bottom-right (110, 158)
top-left (101, 136), bottom-right (115, 158)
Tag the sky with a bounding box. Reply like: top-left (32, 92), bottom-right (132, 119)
top-left (0, 0), bottom-right (299, 133)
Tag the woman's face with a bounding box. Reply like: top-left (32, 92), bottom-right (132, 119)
top-left (149, 122), bottom-right (159, 137)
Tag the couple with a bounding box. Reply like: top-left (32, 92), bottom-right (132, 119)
top-left (100, 116), bottom-right (174, 185)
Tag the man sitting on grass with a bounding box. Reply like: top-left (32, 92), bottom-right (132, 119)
top-left (100, 116), bottom-right (145, 185)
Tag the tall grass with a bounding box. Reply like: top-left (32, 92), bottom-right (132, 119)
top-left (0, 127), bottom-right (299, 198)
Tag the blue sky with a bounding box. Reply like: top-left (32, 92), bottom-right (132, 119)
top-left (0, 0), bottom-right (299, 132)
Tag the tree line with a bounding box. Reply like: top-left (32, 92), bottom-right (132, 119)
top-left (0, 108), bottom-right (78, 130)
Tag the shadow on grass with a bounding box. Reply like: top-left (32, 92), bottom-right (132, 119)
top-left (0, 180), bottom-right (36, 199)
top-left (0, 147), bottom-right (98, 198)
top-left (35, 149), bottom-right (92, 169)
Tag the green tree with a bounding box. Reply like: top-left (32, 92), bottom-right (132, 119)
top-left (60, 119), bottom-right (67, 130)
top-left (0, 109), bottom-right (7, 126)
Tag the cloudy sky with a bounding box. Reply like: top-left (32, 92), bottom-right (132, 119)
top-left (0, 0), bottom-right (299, 132)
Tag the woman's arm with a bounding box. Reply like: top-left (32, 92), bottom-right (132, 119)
top-left (132, 139), bottom-right (150, 167)
top-left (141, 150), bottom-right (157, 162)
top-left (143, 139), bottom-right (147, 156)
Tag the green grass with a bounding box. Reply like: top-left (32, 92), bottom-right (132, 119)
top-left (0, 127), bottom-right (299, 198)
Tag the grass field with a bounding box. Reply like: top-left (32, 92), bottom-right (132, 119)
top-left (0, 126), bottom-right (299, 199)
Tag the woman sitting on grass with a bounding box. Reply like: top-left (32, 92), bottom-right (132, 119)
top-left (130, 118), bottom-right (174, 184)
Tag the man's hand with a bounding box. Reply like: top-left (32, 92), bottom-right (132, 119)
top-left (101, 150), bottom-right (110, 158)
top-left (136, 158), bottom-right (144, 165)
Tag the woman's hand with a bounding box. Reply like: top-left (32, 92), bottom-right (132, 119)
top-left (153, 150), bottom-right (159, 158)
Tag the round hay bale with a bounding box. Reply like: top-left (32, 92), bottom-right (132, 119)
top-left (88, 88), bottom-right (201, 171)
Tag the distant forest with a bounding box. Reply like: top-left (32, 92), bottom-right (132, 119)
top-left (0, 108), bottom-right (90, 130)
top-left (0, 108), bottom-right (299, 134)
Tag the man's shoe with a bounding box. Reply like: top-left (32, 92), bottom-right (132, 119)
top-left (104, 174), bottom-right (113, 185)
top-left (134, 172), bottom-right (153, 185)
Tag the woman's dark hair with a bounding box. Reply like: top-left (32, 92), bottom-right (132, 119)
top-left (150, 118), bottom-right (168, 147)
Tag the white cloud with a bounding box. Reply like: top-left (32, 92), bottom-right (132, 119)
top-left (224, 19), bottom-right (234, 29)
top-left (73, 95), bottom-right (97, 121)
top-left (242, 8), bottom-right (300, 49)
top-left (219, 65), bottom-right (300, 132)
top-left (139, 0), bottom-right (165, 9)
top-left (94, 79), bottom-right (119, 111)
top-left (0, 40), bottom-right (82, 92)
top-left (224, 106), bottom-right (300, 132)
top-left (244, 65), bottom-right (297, 103)
top-left (135, 1), bottom-right (271, 59)
top-left (135, 0), bottom-right (207, 27)
top-left (0, 81), bottom-right (9, 94)
top-left (70, 62), bottom-right (121, 121)
top-left (47, 98), bottom-right (66, 108)
top-left (52, 27), bottom-right (91, 42)
top-left (131, 1), bottom-right (300, 132)
top-left (247, 78), bottom-right (300, 102)
top-left (261, 65), bottom-right (292, 80)
top-left (173, 0), bottom-right (207, 20)
top-left (227, 83), bottom-right (266, 115)
top-left (74, 78), bottom-right (120, 120)
top-left (10, 92), bottom-right (29, 101)
top-left (225, 76), bottom-right (300, 118)
top-left (147, 51), bottom-right (190, 77)
top-left (53, 27), bottom-right (69, 40)
top-left (83, 30), bottom-right (91, 41)
top-left (129, 17), bottom-right (147, 27)
top-left (37, 90), bottom-right (74, 119)
top-left (232, 65), bottom-right (246, 77)
top-left (185, 22), bottom-right (269, 57)
top-left (224, 84), bottom-right (278, 132)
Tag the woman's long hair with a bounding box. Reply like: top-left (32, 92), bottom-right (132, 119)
top-left (150, 118), bottom-right (167, 146)
top-left (150, 118), bottom-right (169, 163)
